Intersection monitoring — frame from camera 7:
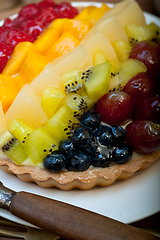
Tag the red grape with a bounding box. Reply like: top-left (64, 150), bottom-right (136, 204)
top-left (122, 72), bottom-right (155, 108)
top-left (125, 120), bottom-right (160, 154)
top-left (95, 91), bottom-right (134, 125)
top-left (129, 41), bottom-right (160, 82)
top-left (133, 96), bottom-right (160, 123)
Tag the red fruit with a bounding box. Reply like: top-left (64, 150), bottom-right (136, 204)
top-left (19, 4), bottom-right (39, 20)
top-left (122, 72), bottom-right (155, 108)
top-left (133, 96), bottom-right (160, 123)
top-left (95, 91), bottom-right (134, 125)
top-left (6, 29), bottom-right (32, 47)
top-left (36, 7), bottom-right (59, 27)
top-left (126, 120), bottom-right (160, 154)
top-left (20, 19), bottom-right (43, 42)
top-left (129, 41), bottom-right (160, 81)
top-left (38, 0), bottom-right (56, 9)
top-left (3, 18), bottom-right (12, 28)
top-left (57, 2), bottom-right (78, 19)
top-left (0, 42), bottom-right (13, 73)
top-left (0, 27), bottom-right (7, 42)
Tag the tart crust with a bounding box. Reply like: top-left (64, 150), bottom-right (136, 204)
top-left (0, 150), bottom-right (160, 190)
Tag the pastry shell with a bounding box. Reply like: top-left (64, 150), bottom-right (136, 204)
top-left (0, 150), bottom-right (160, 190)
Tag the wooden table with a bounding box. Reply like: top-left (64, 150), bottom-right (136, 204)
top-left (0, 0), bottom-right (160, 239)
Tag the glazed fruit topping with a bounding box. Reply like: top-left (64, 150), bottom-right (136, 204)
top-left (95, 91), bottom-right (134, 125)
top-left (0, 0), bottom-right (78, 72)
top-left (43, 110), bottom-right (133, 173)
top-left (126, 120), bottom-right (160, 154)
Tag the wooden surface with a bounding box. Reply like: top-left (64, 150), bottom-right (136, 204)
top-left (0, 0), bottom-right (160, 239)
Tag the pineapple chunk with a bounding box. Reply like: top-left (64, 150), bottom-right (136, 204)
top-left (112, 40), bottom-right (132, 62)
top-left (41, 87), bottom-right (65, 118)
top-left (94, 50), bottom-right (107, 65)
top-left (46, 105), bottom-right (79, 142)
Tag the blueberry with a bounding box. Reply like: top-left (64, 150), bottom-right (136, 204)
top-left (94, 125), bottom-right (112, 147)
top-left (82, 138), bottom-right (98, 155)
top-left (72, 126), bottom-right (94, 148)
top-left (112, 144), bottom-right (133, 164)
top-left (111, 125), bottom-right (126, 147)
top-left (65, 152), bottom-right (91, 171)
top-left (59, 139), bottom-right (76, 158)
top-left (43, 151), bottom-right (66, 173)
top-left (91, 147), bottom-right (112, 168)
top-left (80, 110), bottom-right (101, 130)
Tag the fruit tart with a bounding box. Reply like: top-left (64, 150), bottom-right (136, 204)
top-left (0, 0), bottom-right (160, 190)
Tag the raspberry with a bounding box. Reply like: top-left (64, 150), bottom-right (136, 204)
top-left (57, 2), bottom-right (78, 19)
top-left (3, 18), bottom-right (12, 29)
top-left (0, 42), bottom-right (13, 73)
top-left (20, 19), bottom-right (43, 42)
top-left (0, 27), bottom-right (7, 42)
top-left (36, 7), bottom-right (59, 28)
top-left (6, 28), bottom-right (32, 47)
top-left (19, 4), bottom-right (39, 20)
top-left (38, 0), bottom-right (56, 9)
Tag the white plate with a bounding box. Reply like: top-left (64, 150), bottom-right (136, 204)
top-left (0, 2), bottom-right (160, 228)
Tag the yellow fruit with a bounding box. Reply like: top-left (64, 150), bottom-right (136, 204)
top-left (94, 50), bottom-right (107, 65)
top-left (30, 63), bottom-right (62, 97)
top-left (87, 3), bottom-right (110, 24)
top-left (5, 85), bottom-right (48, 127)
top-left (48, 18), bottom-right (67, 35)
top-left (19, 50), bottom-right (48, 83)
top-left (2, 42), bottom-right (38, 76)
top-left (112, 40), bottom-right (132, 62)
top-left (0, 101), bottom-right (7, 135)
top-left (0, 75), bottom-right (20, 112)
top-left (45, 32), bottom-right (80, 60)
top-left (34, 27), bottom-right (59, 54)
top-left (74, 6), bottom-right (96, 21)
top-left (41, 87), bottom-right (65, 118)
top-left (62, 19), bottom-right (92, 40)
top-left (46, 105), bottom-right (79, 142)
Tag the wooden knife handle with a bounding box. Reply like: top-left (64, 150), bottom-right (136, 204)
top-left (9, 191), bottom-right (158, 240)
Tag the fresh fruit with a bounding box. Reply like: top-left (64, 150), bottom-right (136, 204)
top-left (112, 40), bottom-right (131, 62)
top-left (23, 127), bottom-right (58, 164)
top-left (126, 120), bottom-right (160, 154)
top-left (95, 91), bottom-right (134, 125)
top-left (65, 93), bottom-right (88, 119)
top-left (129, 41), bottom-right (160, 81)
top-left (45, 32), bottom-right (80, 60)
top-left (83, 61), bottom-right (111, 99)
top-left (5, 85), bottom-right (48, 127)
top-left (80, 110), bottom-right (101, 130)
top-left (111, 125), bottom-right (126, 147)
top-left (46, 105), bottom-right (79, 142)
top-left (61, 67), bottom-right (82, 94)
top-left (94, 125), bottom-right (112, 147)
top-left (65, 152), bottom-right (90, 171)
top-left (41, 87), bottom-right (65, 118)
top-left (109, 58), bottom-right (147, 91)
top-left (94, 50), bottom-right (107, 65)
top-left (0, 101), bottom-right (7, 135)
top-left (43, 151), bottom-right (66, 173)
top-left (57, 2), bottom-right (78, 19)
top-left (59, 139), bottom-right (76, 157)
top-left (133, 96), bottom-right (160, 123)
top-left (112, 144), bottom-right (133, 164)
top-left (122, 72), bottom-right (155, 107)
top-left (0, 42), bottom-right (13, 73)
top-left (0, 130), bottom-right (28, 164)
top-left (72, 126), bottom-right (94, 149)
top-left (7, 118), bottom-right (35, 144)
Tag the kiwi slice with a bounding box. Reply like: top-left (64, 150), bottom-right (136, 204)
top-left (65, 93), bottom-right (88, 119)
top-left (83, 61), bottom-right (111, 99)
top-left (23, 127), bottom-right (58, 164)
top-left (7, 119), bottom-right (35, 144)
top-left (61, 67), bottom-right (83, 94)
top-left (0, 130), bottom-right (28, 165)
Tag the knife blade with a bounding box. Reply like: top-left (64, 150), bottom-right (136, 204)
top-left (0, 181), bottom-right (158, 240)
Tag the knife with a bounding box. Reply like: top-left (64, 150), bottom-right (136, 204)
top-left (0, 181), bottom-right (158, 240)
